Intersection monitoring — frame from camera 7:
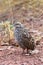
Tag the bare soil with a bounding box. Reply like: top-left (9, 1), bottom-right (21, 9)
top-left (0, 40), bottom-right (43, 65)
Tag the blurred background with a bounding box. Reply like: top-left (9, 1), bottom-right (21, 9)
top-left (0, 0), bottom-right (43, 46)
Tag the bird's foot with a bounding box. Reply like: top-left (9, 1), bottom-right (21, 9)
top-left (21, 49), bottom-right (26, 55)
top-left (27, 50), bottom-right (32, 55)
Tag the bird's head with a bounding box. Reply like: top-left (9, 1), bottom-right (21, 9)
top-left (14, 22), bottom-right (24, 28)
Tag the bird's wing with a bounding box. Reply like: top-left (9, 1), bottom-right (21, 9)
top-left (21, 29), bottom-right (31, 47)
top-left (21, 28), bottom-right (35, 48)
top-left (23, 28), bottom-right (29, 37)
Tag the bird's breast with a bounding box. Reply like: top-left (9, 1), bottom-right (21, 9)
top-left (15, 29), bottom-right (22, 41)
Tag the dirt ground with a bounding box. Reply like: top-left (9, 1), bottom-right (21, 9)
top-left (0, 40), bottom-right (43, 65)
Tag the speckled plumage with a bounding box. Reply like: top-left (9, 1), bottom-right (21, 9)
top-left (14, 22), bottom-right (35, 54)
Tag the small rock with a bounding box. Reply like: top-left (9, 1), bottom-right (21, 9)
top-left (1, 42), bottom-right (9, 46)
top-left (39, 57), bottom-right (43, 62)
top-left (7, 46), bottom-right (13, 50)
top-left (25, 54), bottom-right (29, 56)
top-left (31, 49), bottom-right (39, 54)
top-left (21, 63), bottom-right (27, 65)
top-left (0, 46), bottom-right (8, 51)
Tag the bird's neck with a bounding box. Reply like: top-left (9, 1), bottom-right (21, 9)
top-left (15, 27), bottom-right (23, 31)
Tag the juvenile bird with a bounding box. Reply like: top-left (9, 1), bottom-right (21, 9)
top-left (14, 22), bottom-right (35, 54)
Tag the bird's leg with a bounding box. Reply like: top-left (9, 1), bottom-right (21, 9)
top-left (28, 50), bottom-right (32, 55)
top-left (27, 48), bottom-right (28, 54)
top-left (22, 49), bottom-right (25, 54)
